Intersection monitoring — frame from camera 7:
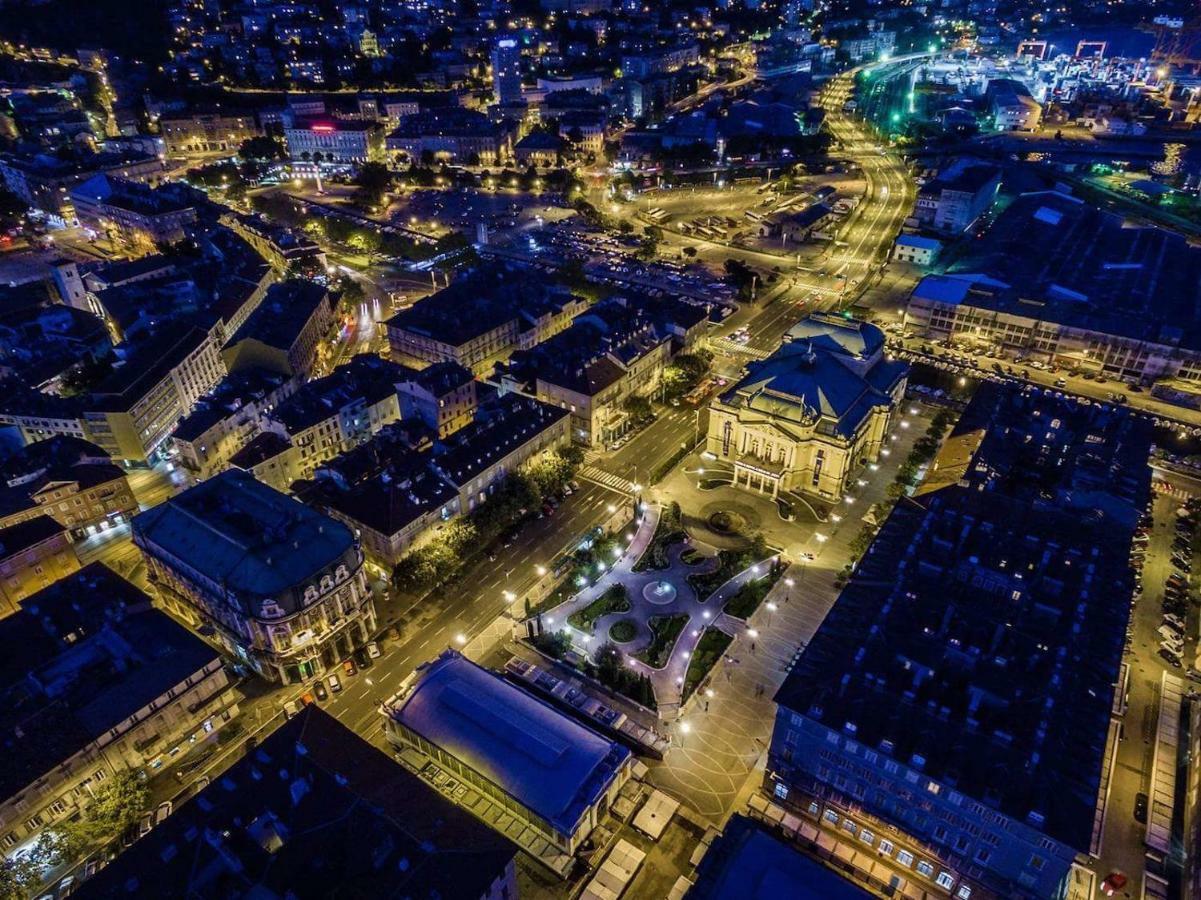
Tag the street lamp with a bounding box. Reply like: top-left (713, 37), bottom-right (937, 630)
top-left (535, 564), bottom-right (547, 576)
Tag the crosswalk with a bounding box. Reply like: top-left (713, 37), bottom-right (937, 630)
top-left (578, 465), bottom-right (636, 495)
top-left (708, 337), bottom-right (771, 360)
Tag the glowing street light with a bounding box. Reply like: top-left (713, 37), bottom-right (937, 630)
top-left (454, 633), bottom-right (467, 645)
top-left (535, 565), bottom-right (547, 576)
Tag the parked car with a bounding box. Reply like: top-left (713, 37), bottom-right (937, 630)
top-left (1159, 648), bottom-right (1183, 668)
top-left (328, 673), bottom-right (342, 693)
top-left (343, 658), bottom-right (357, 677)
top-left (153, 801), bottom-right (173, 827)
top-left (366, 640), bottom-right (381, 659)
top-left (1158, 624), bottom-right (1183, 641)
top-left (1164, 613), bottom-right (1186, 629)
top-left (313, 680), bottom-right (328, 702)
top-left (1134, 792), bottom-right (1148, 824)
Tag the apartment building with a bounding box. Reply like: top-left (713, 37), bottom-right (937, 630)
top-left (168, 367), bottom-right (297, 483)
top-left (0, 564), bottom-right (239, 859)
top-left (133, 469), bottom-right (376, 684)
top-left (222, 279), bottom-right (334, 378)
top-left (0, 516), bottom-right (79, 616)
top-left (764, 385), bottom-right (1151, 900)
top-left (158, 110), bottom-right (261, 154)
top-left (384, 266), bottom-right (586, 374)
top-left (0, 436), bottom-right (138, 539)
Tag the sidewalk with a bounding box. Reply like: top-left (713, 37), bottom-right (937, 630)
top-left (644, 402), bottom-right (937, 824)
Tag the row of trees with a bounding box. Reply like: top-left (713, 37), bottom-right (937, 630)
top-left (530, 632), bottom-right (657, 710)
top-left (839, 406), bottom-right (959, 582)
top-left (0, 772), bottom-right (148, 899)
top-left (393, 446), bottom-right (584, 593)
top-left (249, 193), bottom-right (468, 263)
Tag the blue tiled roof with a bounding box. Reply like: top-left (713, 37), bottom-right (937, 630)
top-left (895, 234), bottom-right (942, 251)
top-left (391, 652), bottom-right (629, 836)
top-left (132, 469), bottom-right (356, 616)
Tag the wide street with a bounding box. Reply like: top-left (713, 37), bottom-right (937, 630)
top-left (46, 56), bottom-right (928, 893)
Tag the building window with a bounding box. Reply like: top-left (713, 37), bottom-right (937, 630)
top-left (917, 861), bottom-right (935, 878)
top-left (860, 830), bottom-right (874, 845)
top-left (878, 840), bottom-right (894, 857)
top-left (974, 848), bottom-right (991, 865)
top-left (936, 872), bottom-right (955, 890)
top-left (897, 850), bottom-right (914, 867)
top-left (823, 809), bottom-right (839, 825)
top-left (1029, 855), bottom-right (1045, 872)
top-left (841, 818), bottom-right (857, 835)
top-left (773, 782), bottom-right (789, 800)
top-left (956, 886), bottom-right (972, 899)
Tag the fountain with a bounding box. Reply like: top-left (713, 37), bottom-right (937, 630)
top-left (643, 580), bottom-right (677, 605)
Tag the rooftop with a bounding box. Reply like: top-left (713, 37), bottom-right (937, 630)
top-left (690, 815), bottom-right (871, 900)
top-left (76, 707), bottom-right (517, 899)
top-left (775, 384), bottom-right (1151, 850)
top-left (389, 108), bottom-right (505, 139)
top-left (718, 315), bottom-right (905, 439)
top-left (434, 392), bottom-right (567, 486)
top-left (171, 367), bottom-right (292, 443)
top-left (913, 189), bottom-right (1201, 351)
top-left (384, 265), bottom-right (577, 349)
top-left (270, 354), bottom-right (415, 434)
top-left (388, 651), bottom-right (630, 836)
top-left (0, 515), bottom-right (66, 559)
top-left (227, 278), bottom-right (329, 353)
top-left (0, 564), bottom-right (220, 804)
top-left (131, 469), bottom-right (357, 617)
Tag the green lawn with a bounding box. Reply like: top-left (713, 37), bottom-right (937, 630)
top-left (687, 544), bottom-right (768, 599)
top-left (636, 613), bottom-right (689, 668)
top-left (567, 584), bottom-right (631, 633)
top-left (633, 502), bottom-right (686, 572)
top-left (724, 575), bottom-right (777, 619)
top-left (608, 619), bottom-right (637, 643)
top-left (682, 627), bottom-right (733, 700)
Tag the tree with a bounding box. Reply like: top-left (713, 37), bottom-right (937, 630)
top-left (723, 258), bottom-right (758, 300)
top-left (238, 135), bottom-right (286, 161)
top-left (353, 161), bottom-right (393, 210)
top-left (347, 228), bottom-right (382, 257)
top-left (61, 770), bottom-right (149, 854)
top-left (594, 640), bottom-right (623, 685)
top-left (0, 833), bottom-right (62, 900)
top-left (682, 246), bottom-right (697, 259)
top-left (623, 394), bottom-right (653, 422)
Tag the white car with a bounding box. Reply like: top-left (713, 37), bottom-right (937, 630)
top-left (1160, 640), bottom-right (1184, 658)
top-left (366, 641), bottom-right (381, 659)
top-left (1159, 624), bottom-right (1183, 641)
top-left (328, 673), bottom-right (343, 693)
top-left (1164, 614), bottom-right (1186, 630)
